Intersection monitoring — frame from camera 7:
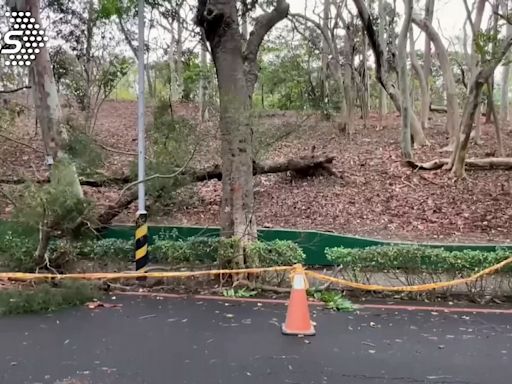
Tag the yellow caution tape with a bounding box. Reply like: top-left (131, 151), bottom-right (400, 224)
top-left (1, 255), bottom-right (511, 293)
top-left (305, 255), bottom-right (512, 292)
top-left (0, 266), bottom-right (294, 282)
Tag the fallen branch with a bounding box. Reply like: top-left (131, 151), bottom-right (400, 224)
top-left (407, 157), bottom-right (512, 171)
top-left (0, 85), bottom-right (31, 94)
top-left (0, 133), bottom-right (44, 153)
top-left (96, 142), bottom-right (138, 157)
top-left (430, 104), bottom-right (486, 116)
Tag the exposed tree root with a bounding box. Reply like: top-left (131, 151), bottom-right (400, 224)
top-left (407, 158), bottom-right (512, 171)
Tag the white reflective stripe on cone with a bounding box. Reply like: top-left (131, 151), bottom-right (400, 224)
top-left (292, 274), bottom-right (305, 290)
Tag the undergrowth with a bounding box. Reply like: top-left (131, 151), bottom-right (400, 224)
top-left (0, 281), bottom-right (102, 315)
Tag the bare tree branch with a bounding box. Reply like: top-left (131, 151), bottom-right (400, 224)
top-left (0, 133), bottom-right (44, 153)
top-left (0, 85), bottom-right (31, 94)
top-left (244, 0), bottom-right (290, 97)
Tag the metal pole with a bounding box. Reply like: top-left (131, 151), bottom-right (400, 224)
top-left (135, 0), bottom-right (148, 271)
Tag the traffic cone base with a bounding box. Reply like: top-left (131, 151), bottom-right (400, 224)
top-left (281, 269), bottom-right (316, 336)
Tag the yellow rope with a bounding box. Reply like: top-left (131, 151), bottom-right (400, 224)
top-left (305, 255), bottom-right (512, 292)
top-left (1, 255), bottom-right (511, 293)
top-left (0, 266), bottom-right (294, 282)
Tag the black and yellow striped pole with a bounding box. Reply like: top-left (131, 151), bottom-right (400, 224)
top-left (135, 0), bottom-right (148, 272)
top-left (135, 212), bottom-right (149, 270)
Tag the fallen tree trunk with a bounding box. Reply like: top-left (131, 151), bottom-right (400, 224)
top-left (407, 157), bottom-right (512, 171)
top-left (95, 155), bottom-right (340, 226)
top-left (430, 104), bottom-right (487, 116)
top-left (1, 155), bottom-right (340, 187)
top-left (1, 155), bottom-right (334, 227)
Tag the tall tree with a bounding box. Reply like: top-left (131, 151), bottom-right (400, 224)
top-left (423, 0), bottom-right (435, 117)
top-left (199, 38), bottom-right (209, 121)
top-left (500, 0), bottom-right (512, 124)
top-left (7, 0), bottom-right (84, 262)
top-left (413, 17), bottom-right (460, 149)
top-left (409, 25), bottom-right (429, 132)
top-left (463, 0), bottom-right (486, 144)
top-left (196, 0), bottom-right (289, 267)
top-left (397, 0), bottom-right (413, 160)
top-left (352, 0), bottom-right (429, 146)
top-left (321, 0), bottom-right (330, 102)
top-left (485, 0), bottom-right (500, 123)
top-left (377, 0), bottom-right (388, 126)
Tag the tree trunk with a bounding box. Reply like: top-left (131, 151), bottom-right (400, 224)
top-left (412, 17), bottom-right (459, 148)
top-left (452, 37), bottom-right (512, 177)
top-left (118, 14), bottom-right (154, 99)
top-left (465, 0), bottom-right (486, 144)
top-left (352, 0), bottom-right (428, 145)
top-left (343, 26), bottom-right (354, 135)
top-left (84, 0), bottom-right (95, 133)
top-left (409, 25), bottom-right (428, 132)
top-left (361, 24), bottom-right (370, 124)
top-left (485, 0), bottom-right (500, 123)
top-left (423, 0), bottom-right (435, 117)
top-left (8, 0), bottom-right (83, 264)
top-left (175, 15), bottom-right (184, 101)
top-left (398, 0), bottom-right (413, 160)
top-left (488, 80), bottom-right (504, 156)
top-left (377, 0), bottom-right (388, 126)
top-left (408, 157), bottom-right (512, 170)
top-left (197, 0), bottom-right (257, 267)
top-left (321, 0), bottom-right (330, 102)
top-left (199, 40), bottom-right (209, 121)
top-left (500, 0), bottom-right (511, 124)
top-left (243, 0), bottom-right (289, 100)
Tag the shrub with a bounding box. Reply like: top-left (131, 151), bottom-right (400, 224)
top-left (247, 240), bottom-right (305, 267)
top-left (152, 237), bottom-right (219, 265)
top-left (0, 231), bottom-right (38, 272)
top-left (0, 281), bottom-right (102, 315)
top-left (325, 245), bottom-right (512, 275)
top-left (77, 238), bottom-right (133, 262)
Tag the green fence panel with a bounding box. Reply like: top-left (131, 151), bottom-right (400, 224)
top-left (2, 220), bottom-right (509, 266)
top-left (101, 225), bottom-right (512, 266)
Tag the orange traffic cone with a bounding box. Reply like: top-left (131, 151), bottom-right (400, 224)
top-left (282, 265), bottom-right (316, 336)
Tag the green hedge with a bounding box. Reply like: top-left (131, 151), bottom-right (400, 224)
top-left (0, 231), bottom-right (306, 271)
top-left (326, 245), bottom-right (512, 274)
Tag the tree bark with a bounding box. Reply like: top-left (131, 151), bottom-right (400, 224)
top-left (243, 0), bottom-right (289, 99)
top-left (197, 0), bottom-right (257, 268)
top-left (352, 0), bottom-right (429, 145)
top-left (199, 39), bottom-right (209, 121)
top-left (500, 0), bottom-right (511, 124)
top-left (423, 0), bottom-right (435, 118)
top-left (175, 13), bottom-right (184, 101)
top-left (361, 22), bottom-right (370, 124)
top-left (377, 0), bottom-right (388, 126)
top-left (409, 26), bottom-right (428, 132)
top-left (118, 15), bottom-right (155, 99)
top-left (452, 36), bottom-right (512, 177)
top-left (412, 17), bottom-right (460, 148)
top-left (8, 0), bottom-right (83, 265)
top-left (343, 22), bottom-right (354, 135)
top-left (464, 0), bottom-right (486, 144)
top-left (290, 11), bottom-right (348, 132)
top-left (485, 0), bottom-right (500, 123)
top-left (321, 0), bottom-right (330, 102)
top-left (1, 155), bottom-right (340, 187)
top-left (397, 0), bottom-right (413, 160)
top-left (488, 79), bottom-right (504, 156)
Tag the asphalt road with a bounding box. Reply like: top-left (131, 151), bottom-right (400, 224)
top-left (0, 295), bottom-right (511, 384)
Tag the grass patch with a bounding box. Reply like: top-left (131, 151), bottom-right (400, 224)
top-left (0, 281), bottom-right (103, 315)
top-left (310, 290), bottom-right (355, 312)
